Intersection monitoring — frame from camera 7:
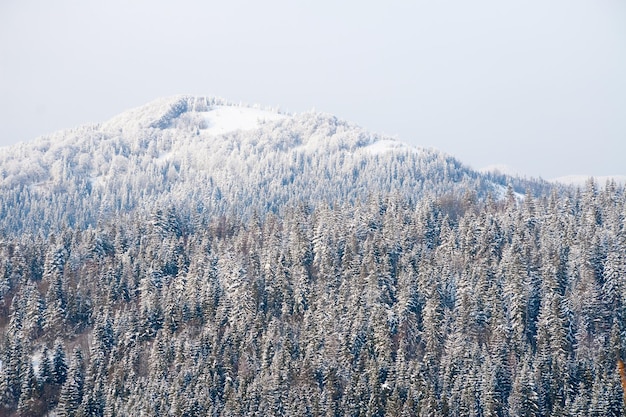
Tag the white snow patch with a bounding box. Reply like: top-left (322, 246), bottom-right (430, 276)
top-left (493, 184), bottom-right (525, 201)
top-left (32, 352), bottom-right (42, 374)
top-left (88, 175), bottom-right (103, 187)
top-left (156, 151), bottom-right (171, 162)
top-left (364, 139), bottom-right (417, 155)
top-left (202, 106), bottom-right (287, 135)
top-left (549, 175), bottom-right (626, 187)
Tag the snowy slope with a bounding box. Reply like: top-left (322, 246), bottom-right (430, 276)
top-left (202, 106), bottom-right (287, 135)
top-left (0, 95), bottom-right (546, 234)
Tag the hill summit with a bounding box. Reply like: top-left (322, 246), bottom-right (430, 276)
top-left (0, 96), bottom-right (543, 235)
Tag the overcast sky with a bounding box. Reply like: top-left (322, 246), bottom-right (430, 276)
top-left (1, 0), bottom-right (625, 179)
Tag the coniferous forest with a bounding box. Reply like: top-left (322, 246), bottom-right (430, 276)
top-left (2, 183), bottom-right (626, 416)
top-left (0, 97), bottom-right (625, 416)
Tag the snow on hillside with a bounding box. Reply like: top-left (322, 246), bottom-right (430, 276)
top-left (0, 95), bottom-right (550, 235)
top-left (492, 184), bottom-right (526, 201)
top-left (102, 95), bottom-right (194, 131)
top-left (549, 175), bottom-right (626, 187)
top-left (100, 96), bottom-right (288, 133)
top-left (202, 106), bottom-right (287, 135)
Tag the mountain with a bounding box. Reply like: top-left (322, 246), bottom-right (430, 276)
top-left (0, 95), bottom-right (549, 235)
top-left (1, 96), bottom-right (626, 416)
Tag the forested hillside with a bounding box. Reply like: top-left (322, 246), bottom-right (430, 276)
top-left (0, 96), bottom-right (549, 236)
top-left (1, 179), bottom-right (625, 416)
top-left (0, 96), bottom-right (623, 416)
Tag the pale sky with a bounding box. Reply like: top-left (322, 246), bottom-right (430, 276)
top-left (1, 0), bottom-right (625, 179)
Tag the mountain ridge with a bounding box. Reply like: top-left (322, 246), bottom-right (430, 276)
top-left (0, 95), bottom-right (551, 235)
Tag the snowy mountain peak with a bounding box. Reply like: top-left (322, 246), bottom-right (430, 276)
top-left (102, 95), bottom-right (288, 134)
top-left (0, 95), bottom-right (550, 235)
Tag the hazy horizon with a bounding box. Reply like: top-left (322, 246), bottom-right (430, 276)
top-left (1, 0), bottom-right (625, 179)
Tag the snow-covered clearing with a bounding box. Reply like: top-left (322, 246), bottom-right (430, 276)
top-left (202, 106), bottom-right (287, 135)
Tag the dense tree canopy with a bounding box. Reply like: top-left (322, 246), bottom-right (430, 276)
top-left (1, 179), bottom-right (625, 416)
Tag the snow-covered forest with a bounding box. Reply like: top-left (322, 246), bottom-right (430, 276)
top-left (1, 97), bottom-right (625, 416)
top-left (0, 97), bottom-right (549, 236)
